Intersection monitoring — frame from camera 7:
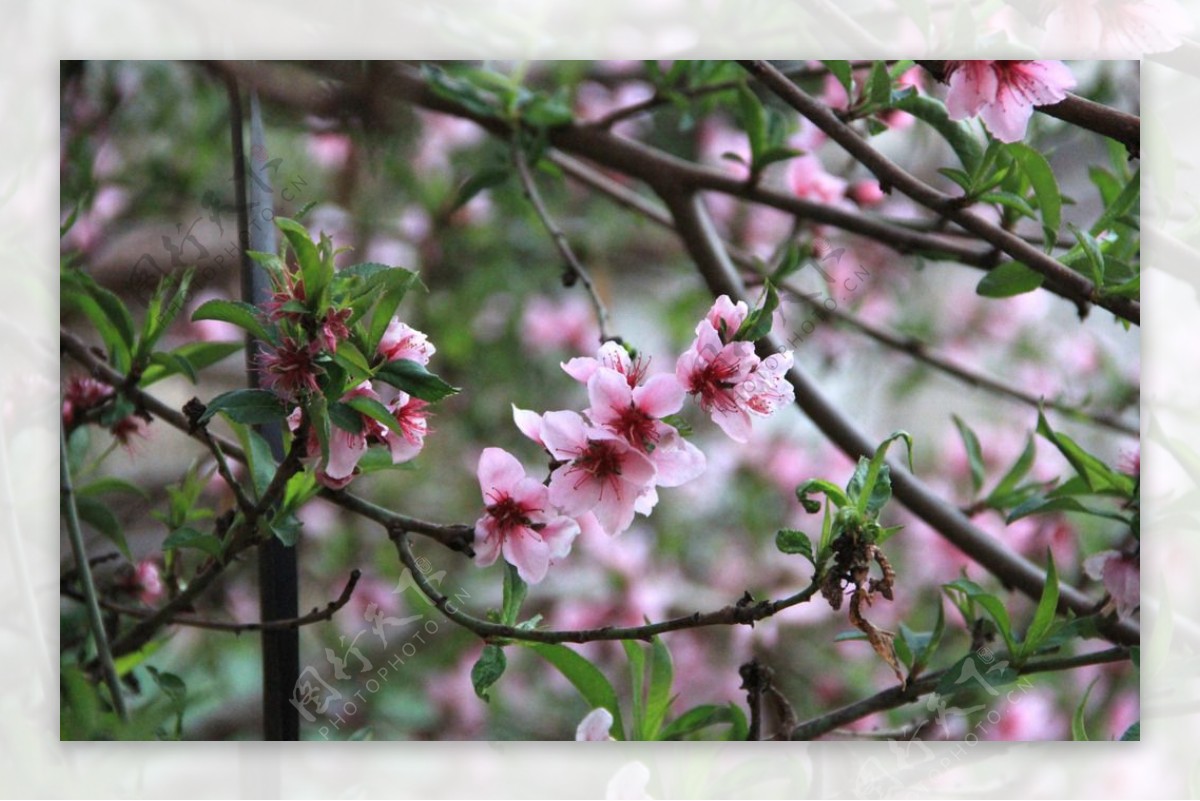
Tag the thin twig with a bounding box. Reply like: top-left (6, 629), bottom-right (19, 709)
top-left (63, 570), bottom-right (362, 634)
top-left (549, 151), bottom-right (1137, 438)
top-left (512, 136), bottom-right (613, 344)
top-left (60, 420), bottom-right (127, 720)
top-left (197, 427), bottom-right (255, 518)
top-left (392, 531), bottom-right (818, 644)
top-left (789, 646), bottom-right (1130, 740)
top-left (738, 60), bottom-right (1139, 326)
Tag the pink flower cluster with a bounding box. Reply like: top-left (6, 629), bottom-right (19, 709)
top-left (474, 296), bottom-right (794, 582)
top-left (288, 317), bottom-right (434, 490)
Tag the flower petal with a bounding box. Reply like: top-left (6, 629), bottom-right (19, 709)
top-left (477, 447), bottom-right (526, 500)
top-left (503, 527), bottom-right (550, 584)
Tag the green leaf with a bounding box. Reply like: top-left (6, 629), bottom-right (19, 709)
top-left (198, 389), bottom-right (288, 427)
top-left (894, 94), bottom-right (983, 173)
top-left (345, 395), bottom-right (404, 437)
top-left (232, 424), bottom-right (278, 500)
top-left (941, 579), bottom-right (1016, 655)
top-left (821, 61), bottom-right (853, 99)
top-left (1036, 410), bottom-right (1135, 496)
top-left (528, 643), bottom-right (624, 740)
top-left (935, 652), bottom-right (1019, 699)
top-left (451, 166), bottom-right (510, 213)
top-left (850, 430), bottom-right (911, 518)
top-left (72, 496), bottom-right (131, 561)
top-left (471, 644), bottom-right (507, 702)
top-left (191, 299), bottom-right (272, 342)
top-left (162, 526), bottom-right (224, 559)
top-left (269, 513), bottom-right (302, 546)
top-left (644, 636), bottom-right (674, 740)
top-left (148, 351), bottom-right (197, 384)
top-left (938, 167), bottom-right (973, 192)
top-left (1022, 552), bottom-right (1060, 659)
top-left (775, 529), bottom-right (815, 565)
top-left (136, 268), bottom-right (195, 362)
top-left (976, 261), bottom-right (1045, 298)
top-left (1006, 494), bottom-right (1130, 525)
top-left (794, 478), bottom-right (850, 512)
top-left (658, 704), bottom-right (740, 741)
top-left (1092, 167), bottom-right (1140, 236)
top-left (1072, 679), bottom-right (1098, 741)
top-left (733, 280), bottom-right (780, 343)
top-left (864, 60), bottom-right (892, 106)
top-left (275, 217), bottom-right (330, 309)
top-left (1120, 721), bottom-right (1140, 741)
top-left (737, 84), bottom-right (767, 164)
top-left (332, 341), bottom-right (373, 385)
top-left (1069, 224), bottom-right (1106, 286)
top-left (1008, 143), bottom-right (1061, 251)
top-left (910, 601), bottom-right (945, 678)
top-left (365, 269), bottom-right (422, 354)
top-left (622, 640), bottom-right (647, 739)
top-left (985, 433), bottom-right (1037, 507)
top-left (62, 271), bottom-right (135, 373)
top-left (501, 562), bottom-right (527, 626)
top-left (77, 477), bottom-right (150, 501)
top-left (138, 341), bottom-right (243, 387)
top-left (67, 426), bottom-right (91, 475)
top-left (951, 415), bottom-right (986, 495)
top-left (374, 359), bottom-right (459, 402)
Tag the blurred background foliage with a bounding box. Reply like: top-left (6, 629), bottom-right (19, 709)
top-left (60, 60), bottom-right (1138, 741)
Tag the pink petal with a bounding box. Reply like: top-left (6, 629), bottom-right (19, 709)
top-left (477, 447), bottom-right (525, 499)
top-left (503, 527), bottom-right (551, 584)
top-left (325, 428), bottom-right (368, 480)
top-left (634, 484), bottom-right (659, 517)
top-left (510, 476), bottom-right (549, 512)
top-left (711, 406), bottom-right (753, 443)
top-left (617, 446), bottom-right (657, 487)
top-left (575, 707), bottom-right (614, 741)
top-left (591, 483), bottom-right (638, 536)
top-left (587, 367), bottom-right (633, 424)
top-left (561, 356), bottom-right (600, 384)
top-left (512, 405), bottom-right (545, 447)
top-left (979, 92), bottom-right (1036, 143)
top-left (539, 410), bottom-right (589, 460)
top-left (473, 517), bottom-right (503, 566)
top-left (649, 436), bottom-right (706, 487)
top-left (541, 516), bottom-right (581, 560)
top-left (633, 374), bottom-right (685, 418)
top-left (548, 465), bottom-right (604, 515)
top-left (946, 62), bottom-right (998, 120)
top-left (1012, 60), bottom-right (1076, 104)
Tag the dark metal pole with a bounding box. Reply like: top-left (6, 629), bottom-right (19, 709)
top-left (225, 76), bottom-right (300, 741)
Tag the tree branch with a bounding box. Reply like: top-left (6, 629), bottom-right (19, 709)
top-left (63, 570), bottom-right (362, 634)
top-left (511, 135), bottom-right (613, 344)
top-left (790, 646), bottom-right (1130, 740)
top-left (655, 185), bottom-right (1138, 648)
top-left (738, 60), bottom-right (1139, 326)
top-left (392, 532), bottom-right (819, 644)
top-left (550, 151), bottom-right (1137, 438)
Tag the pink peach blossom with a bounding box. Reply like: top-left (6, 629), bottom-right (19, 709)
top-left (789, 155), bottom-right (848, 205)
top-left (520, 295), bottom-right (601, 356)
top-left (944, 60), bottom-right (1076, 143)
top-left (474, 447), bottom-right (580, 583)
top-left (377, 319), bottom-right (436, 365)
top-left (575, 707), bottom-right (615, 741)
top-left (540, 411), bottom-right (657, 537)
top-left (563, 340), bottom-right (649, 388)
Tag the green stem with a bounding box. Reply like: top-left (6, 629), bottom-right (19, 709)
top-left (60, 420), bottom-right (127, 721)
